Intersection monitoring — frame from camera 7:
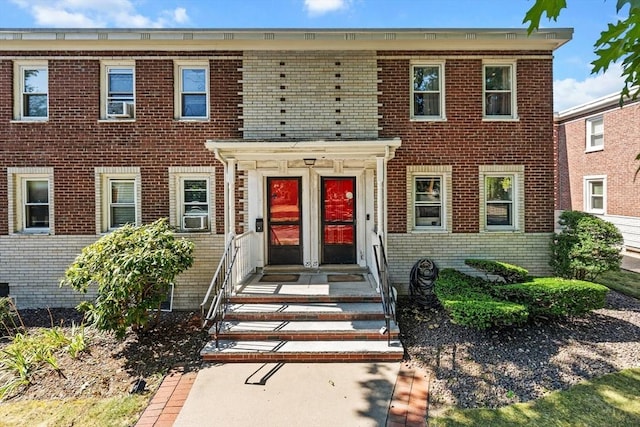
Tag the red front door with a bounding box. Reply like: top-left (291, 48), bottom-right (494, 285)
top-left (267, 177), bottom-right (302, 265)
top-left (321, 177), bottom-right (356, 264)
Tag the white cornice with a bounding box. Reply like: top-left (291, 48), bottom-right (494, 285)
top-left (555, 90), bottom-right (639, 121)
top-left (0, 28), bottom-right (572, 51)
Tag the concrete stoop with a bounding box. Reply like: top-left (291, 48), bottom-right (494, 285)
top-left (200, 273), bottom-right (404, 363)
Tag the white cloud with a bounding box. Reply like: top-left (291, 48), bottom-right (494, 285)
top-left (10, 0), bottom-right (189, 28)
top-left (304, 0), bottom-right (349, 16)
top-left (554, 64), bottom-right (626, 112)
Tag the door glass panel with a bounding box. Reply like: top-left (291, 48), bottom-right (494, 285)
top-left (270, 224), bottom-right (300, 245)
top-left (323, 179), bottom-right (354, 221)
top-left (324, 225), bottom-right (354, 245)
top-left (269, 179), bottom-right (300, 222)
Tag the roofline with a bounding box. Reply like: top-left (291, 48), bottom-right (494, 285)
top-left (0, 27), bottom-right (573, 51)
top-left (555, 90), bottom-right (639, 121)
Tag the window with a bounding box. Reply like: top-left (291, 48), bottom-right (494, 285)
top-left (96, 167), bottom-right (141, 233)
top-left (175, 62), bottom-right (209, 119)
top-left (14, 61), bottom-right (48, 120)
top-left (109, 180), bottom-right (136, 229)
top-left (7, 168), bottom-right (54, 234)
top-left (483, 62), bottom-right (517, 119)
top-left (584, 176), bottom-right (606, 214)
top-left (407, 165), bottom-right (452, 232)
top-left (586, 116), bottom-right (604, 151)
top-left (169, 167), bottom-right (215, 232)
top-left (100, 61), bottom-right (135, 120)
top-left (480, 165), bottom-right (524, 232)
top-left (411, 62), bottom-right (445, 120)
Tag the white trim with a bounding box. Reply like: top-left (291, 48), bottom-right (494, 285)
top-left (174, 60), bottom-right (210, 120)
top-left (410, 60), bottom-right (446, 121)
top-left (585, 115), bottom-right (604, 152)
top-left (406, 165), bottom-right (452, 233)
top-left (583, 175), bottom-right (607, 215)
top-left (95, 167), bottom-right (141, 233)
top-left (168, 166), bottom-right (216, 233)
top-left (13, 60), bottom-right (49, 121)
top-left (482, 59), bottom-right (518, 121)
top-left (100, 60), bottom-right (136, 120)
top-left (7, 167), bottom-right (54, 235)
top-left (479, 165), bottom-right (524, 232)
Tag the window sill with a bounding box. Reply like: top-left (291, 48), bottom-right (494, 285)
top-left (411, 229), bottom-right (450, 234)
top-left (175, 118), bottom-right (210, 122)
top-left (585, 147), bottom-right (604, 153)
top-left (410, 117), bottom-right (447, 122)
top-left (482, 228), bottom-right (521, 234)
top-left (482, 116), bottom-right (519, 122)
top-left (98, 119), bottom-right (136, 123)
top-left (10, 119), bottom-right (49, 124)
top-left (10, 230), bottom-right (52, 236)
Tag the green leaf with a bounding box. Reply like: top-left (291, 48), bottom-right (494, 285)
top-left (523, 0), bottom-right (568, 34)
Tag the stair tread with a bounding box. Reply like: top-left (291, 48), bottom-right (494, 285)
top-left (228, 302), bottom-right (383, 313)
top-left (219, 320), bottom-right (398, 333)
top-left (201, 339), bottom-right (404, 355)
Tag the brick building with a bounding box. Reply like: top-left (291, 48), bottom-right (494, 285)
top-left (555, 93), bottom-right (640, 251)
top-left (0, 28), bottom-right (571, 308)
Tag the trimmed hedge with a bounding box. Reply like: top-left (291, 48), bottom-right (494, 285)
top-left (434, 269), bottom-right (529, 329)
top-left (493, 277), bottom-right (609, 317)
top-left (434, 268), bottom-right (609, 329)
top-left (465, 259), bottom-right (529, 284)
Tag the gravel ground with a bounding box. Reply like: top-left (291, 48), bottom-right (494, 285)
top-left (398, 291), bottom-right (640, 416)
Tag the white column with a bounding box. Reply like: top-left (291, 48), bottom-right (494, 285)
top-left (376, 156), bottom-right (385, 239)
top-left (227, 157), bottom-right (236, 237)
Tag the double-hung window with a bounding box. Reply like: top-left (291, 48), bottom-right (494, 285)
top-left (414, 177), bottom-right (443, 228)
top-left (14, 62), bottom-right (48, 120)
top-left (176, 62), bottom-right (209, 119)
top-left (480, 165), bottom-right (524, 232)
top-left (407, 165), bottom-right (451, 232)
top-left (109, 179), bottom-right (136, 229)
top-left (411, 62), bottom-right (445, 120)
top-left (584, 176), bottom-right (606, 214)
top-left (24, 179), bottom-right (50, 230)
top-left (483, 61), bottom-right (517, 120)
top-left (106, 66), bottom-right (135, 119)
top-left (586, 116), bottom-right (604, 151)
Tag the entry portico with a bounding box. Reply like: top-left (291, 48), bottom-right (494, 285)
top-left (206, 138), bottom-right (401, 270)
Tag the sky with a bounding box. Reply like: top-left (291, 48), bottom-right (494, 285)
top-left (0, 0), bottom-right (629, 111)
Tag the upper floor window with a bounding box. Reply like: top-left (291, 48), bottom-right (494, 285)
top-left (407, 165), bottom-right (452, 233)
top-left (106, 66), bottom-right (135, 119)
top-left (584, 176), bottom-right (606, 214)
top-left (411, 62), bottom-right (445, 120)
top-left (14, 61), bottom-right (48, 120)
top-left (483, 62), bottom-right (517, 120)
top-left (586, 116), bottom-right (604, 151)
top-left (480, 165), bottom-right (524, 232)
top-left (175, 62), bottom-right (209, 119)
top-left (7, 168), bottom-right (54, 234)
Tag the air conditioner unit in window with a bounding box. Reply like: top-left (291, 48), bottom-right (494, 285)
top-left (182, 215), bottom-right (207, 231)
top-left (107, 101), bottom-right (133, 118)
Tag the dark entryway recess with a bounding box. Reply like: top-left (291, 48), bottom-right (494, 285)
top-left (267, 177), bottom-right (302, 265)
top-left (321, 177), bottom-right (356, 264)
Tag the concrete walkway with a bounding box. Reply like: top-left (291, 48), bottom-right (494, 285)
top-left (622, 254), bottom-right (640, 274)
top-left (137, 362), bottom-right (429, 427)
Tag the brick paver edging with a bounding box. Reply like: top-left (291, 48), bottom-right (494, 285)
top-left (387, 362), bottom-right (430, 427)
top-left (135, 367), bottom-right (197, 427)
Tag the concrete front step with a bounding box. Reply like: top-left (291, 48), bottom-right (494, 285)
top-left (229, 295), bottom-right (382, 304)
top-left (200, 339), bottom-right (405, 363)
top-left (225, 302), bottom-right (386, 322)
top-left (216, 320), bottom-right (399, 341)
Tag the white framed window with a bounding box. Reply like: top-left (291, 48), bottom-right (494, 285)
top-left (479, 165), bottom-right (524, 232)
top-left (483, 61), bottom-right (517, 120)
top-left (13, 61), bottom-right (48, 120)
top-left (174, 61), bottom-right (209, 120)
top-left (411, 62), bottom-right (446, 120)
top-left (95, 167), bottom-right (141, 233)
top-left (407, 165), bottom-right (452, 232)
top-left (101, 61), bottom-right (135, 120)
top-left (7, 167), bottom-right (54, 234)
top-left (586, 116), bottom-right (604, 151)
top-left (584, 176), bottom-right (606, 214)
top-left (169, 167), bottom-right (215, 232)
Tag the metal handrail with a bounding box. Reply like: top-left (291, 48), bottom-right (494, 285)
top-left (373, 234), bottom-right (396, 346)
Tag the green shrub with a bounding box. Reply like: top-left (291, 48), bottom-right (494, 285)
top-left (434, 269), bottom-right (528, 329)
top-left (551, 211), bottom-right (623, 281)
top-left (465, 259), bottom-right (529, 284)
top-left (61, 218), bottom-right (194, 338)
top-left (493, 277), bottom-right (609, 317)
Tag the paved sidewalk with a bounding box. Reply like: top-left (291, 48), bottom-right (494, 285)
top-left (622, 254), bottom-right (640, 274)
top-left (136, 362), bottom-right (429, 427)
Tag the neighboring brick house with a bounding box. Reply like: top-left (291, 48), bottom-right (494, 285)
top-left (555, 93), bottom-right (640, 252)
top-left (0, 28), bottom-right (571, 308)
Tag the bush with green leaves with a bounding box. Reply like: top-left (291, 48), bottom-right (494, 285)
top-left (551, 211), bottom-right (623, 281)
top-left (61, 218), bottom-right (194, 338)
top-left (434, 269), bottom-right (529, 329)
top-left (465, 259), bottom-right (529, 284)
top-left (493, 278), bottom-right (609, 317)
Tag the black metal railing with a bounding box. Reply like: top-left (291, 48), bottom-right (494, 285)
top-left (373, 234), bottom-right (396, 346)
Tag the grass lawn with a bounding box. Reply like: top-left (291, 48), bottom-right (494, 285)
top-left (430, 368), bottom-right (640, 427)
top-left (0, 394), bottom-right (148, 427)
top-left (597, 268), bottom-right (640, 299)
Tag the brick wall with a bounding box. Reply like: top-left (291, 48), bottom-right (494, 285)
top-left (378, 53), bottom-right (555, 234)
